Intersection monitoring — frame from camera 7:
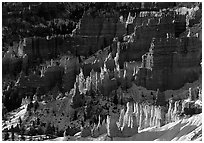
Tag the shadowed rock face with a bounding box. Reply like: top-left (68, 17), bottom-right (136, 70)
top-left (103, 12), bottom-right (187, 70)
top-left (22, 11), bottom-right (126, 63)
top-left (136, 37), bottom-right (202, 91)
top-left (118, 7), bottom-right (202, 91)
top-left (2, 3), bottom-right (202, 141)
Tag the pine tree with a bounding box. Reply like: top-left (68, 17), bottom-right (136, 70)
top-left (11, 131), bottom-right (14, 141)
top-left (36, 118), bottom-right (40, 125)
top-left (37, 126), bottom-right (44, 135)
top-left (20, 134), bottom-right (25, 141)
top-left (121, 98), bottom-right (124, 105)
top-left (55, 126), bottom-right (58, 136)
top-left (19, 117), bottom-right (22, 127)
top-left (113, 93), bottom-right (118, 105)
top-left (73, 110), bottom-right (78, 121)
top-left (4, 132), bottom-right (9, 141)
top-left (52, 125), bottom-right (55, 134)
top-left (33, 101), bottom-right (39, 112)
top-left (45, 122), bottom-right (53, 135)
top-left (15, 124), bottom-right (20, 132)
top-left (20, 126), bottom-right (25, 136)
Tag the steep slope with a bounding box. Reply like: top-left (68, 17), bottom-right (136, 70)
top-left (2, 2), bottom-right (202, 141)
top-left (113, 113), bottom-right (202, 141)
top-left (47, 113), bottom-right (202, 141)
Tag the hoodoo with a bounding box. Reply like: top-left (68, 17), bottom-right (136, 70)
top-left (2, 2), bottom-right (202, 141)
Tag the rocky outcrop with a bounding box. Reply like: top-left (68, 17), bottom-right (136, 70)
top-left (71, 11), bottom-right (126, 56)
top-left (116, 102), bottom-right (138, 136)
top-left (23, 34), bottom-right (110, 65)
top-left (134, 5), bottom-right (202, 92)
top-left (2, 56), bottom-right (22, 77)
top-left (2, 55), bottom-right (79, 112)
top-left (20, 4), bottom-right (192, 68)
top-left (18, 64), bottom-right (64, 93)
top-left (61, 56), bottom-right (80, 93)
top-left (70, 76), bottom-right (85, 109)
top-left (166, 86), bottom-right (202, 123)
top-left (2, 3), bottom-right (202, 140)
top-left (91, 117), bottom-right (107, 138)
top-left (2, 45), bottom-right (23, 77)
top-left (116, 10), bottom-right (189, 63)
top-left (107, 101), bottom-right (166, 137)
top-left (136, 36), bottom-right (201, 91)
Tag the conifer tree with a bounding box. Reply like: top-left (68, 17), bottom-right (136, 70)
top-left (4, 132), bottom-right (9, 141)
top-left (19, 117), bottom-right (22, 127)
top-left (113, 93), bottom-right (118, 105)
top-left (45, 122), bottom-right (53, 135)
top-left (11, 131), bottom-right (14, 141)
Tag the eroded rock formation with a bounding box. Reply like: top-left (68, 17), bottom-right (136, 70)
top-left (136, 36), bottom-right (201, 91)
top-left (2, 2), bottom-right (202, 141)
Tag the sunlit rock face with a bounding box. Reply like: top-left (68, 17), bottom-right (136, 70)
top-left (2, 2), bottom-right (202, 141)
top-left (107, 101), bottom-right (167, 137)
top-left (115, 10), bottom-right (188, 64)
top-left (72, 11), bottom-right (126, 56)
top-left (132, 4), bottom-right (202, 91)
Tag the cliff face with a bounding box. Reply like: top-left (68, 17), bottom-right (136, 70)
top-left (22, 12), bottom-right (126, 63)
top-left (118, 11), bottom-right (187, 63)
top-left (2, 3), bottom-right (202, 141)
top-left (21, 4), bottom-right (197, 68)
top-left (61, 56), bottom-right (80, 93)
top-left (114, 6), bottom-right (202, 91)
top-left (136, 36), bottom-right (201, 91)
top-left (72, 12), bottom-right (126, 56)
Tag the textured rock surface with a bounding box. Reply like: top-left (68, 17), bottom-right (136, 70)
top-left (61, 57), bottom-right (80, 93)
top-left (136, 36), bottom-right (201, 91)
top-left (72, 11), bottom-right (126, 56)
top-left (2, 2), bottom-right (202, 141)
top-left (119, 11), bottom-right (188, 63)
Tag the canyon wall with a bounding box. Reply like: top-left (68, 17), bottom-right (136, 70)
top-left (136, 36), bottom-right (201, 91)
top-left (118, 11), bottom-right (187, 63)
top-left (22, 11), bottom-right (126, 65)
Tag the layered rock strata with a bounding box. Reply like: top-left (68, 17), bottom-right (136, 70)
top-left (136, 36), bottom-right (201, 91)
